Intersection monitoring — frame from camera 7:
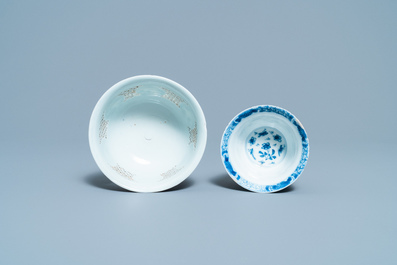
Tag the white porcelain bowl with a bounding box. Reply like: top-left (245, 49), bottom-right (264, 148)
top-left (89, 75), bottom-right (207, 192)
top-left (221, 105), bottom-right (309, 193)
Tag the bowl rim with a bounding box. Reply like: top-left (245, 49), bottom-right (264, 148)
top-left (89, 75), bottom-right (207, 192)
top-left (220, 105), bottom-right (309, 193)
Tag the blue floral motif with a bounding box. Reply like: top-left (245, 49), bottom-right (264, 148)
top-left (249, 148), bottom-right (255, 160)
top-left (273, 134), bottom-right (282, 142)
top-left (249, 137), bottom-right (256, 145)
top-left (262, 142), bottom-right (271, 150)
top-left (258, 149), bottom-right (277, 161)
top-left (278, 145), bottom-right (285, 156)
top-left (249, 129), bottom-right (285, 165)
top-left (257, 129), bottom-right (269, 137)
top-left (221, 105), bottom-right (309, 193)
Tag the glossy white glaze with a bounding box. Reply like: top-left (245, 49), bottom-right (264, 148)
top-left (89, 75), bottom-right (207, 192)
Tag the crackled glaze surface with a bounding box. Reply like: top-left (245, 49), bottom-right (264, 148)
top-left (89, 75), bottom-right (207, 192)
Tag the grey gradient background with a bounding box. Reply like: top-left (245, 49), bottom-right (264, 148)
top-left (1, 1), bottom-right (396, 264)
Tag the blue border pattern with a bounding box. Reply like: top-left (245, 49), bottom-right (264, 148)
top-left (221, 105), bottom-right (309, 193)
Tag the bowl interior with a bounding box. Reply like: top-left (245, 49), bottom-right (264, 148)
top-left (89, 76), bottom-right (206, 192)
top-left (223, 106), bottom-right (308, 191)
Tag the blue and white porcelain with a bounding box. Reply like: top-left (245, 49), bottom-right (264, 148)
top-left (221, 105), bottom-right (309, 193)
top-left (89, 75), bottom-right (207, 192)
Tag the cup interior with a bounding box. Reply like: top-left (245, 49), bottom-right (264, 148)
top-left (221, 106), bottom-right (309, 192)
